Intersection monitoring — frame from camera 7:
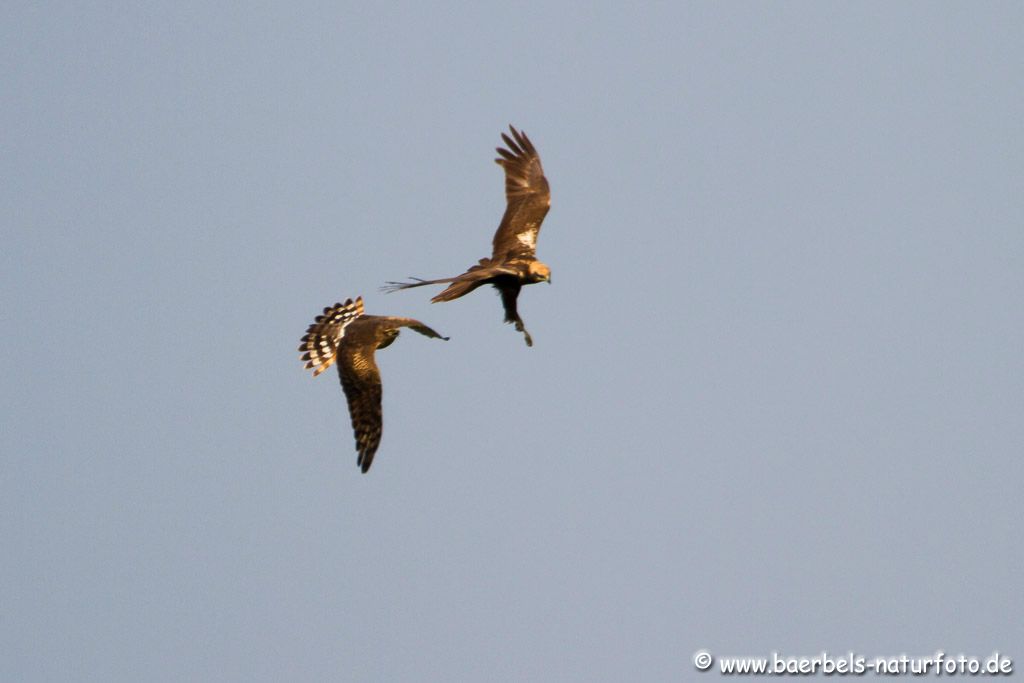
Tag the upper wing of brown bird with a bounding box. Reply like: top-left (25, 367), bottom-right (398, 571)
top-left (490, 126), bottom-right (551, 262)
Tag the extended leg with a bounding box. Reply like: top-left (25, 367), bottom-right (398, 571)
top-left (514, 317), bottom-right (533, 347)
top-left (499, 283), bottom-right (533, 347)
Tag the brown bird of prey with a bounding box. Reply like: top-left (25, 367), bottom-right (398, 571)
top-left (383, 125), bottom-right (551, 346)
top-left (298, 296), bottom-right (448, 473)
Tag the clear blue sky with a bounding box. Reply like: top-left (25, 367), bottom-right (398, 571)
top-left (3, 2), bottom-right (1021, 680)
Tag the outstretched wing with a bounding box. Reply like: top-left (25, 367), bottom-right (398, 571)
top-left (337, 343), bottom-right (384, 473)
top-left (335, 317), bottom-right (447, 473)
top-left (491, 126), bottom-right (551, 261)
top-left (428, 258), bottom-right (520, 302)
top-left (383, 258), bottom-right (520, 302)
top-left (388, 318), bottom-right (450, 341)
top-left (298, 297), bottom-right (364, 376)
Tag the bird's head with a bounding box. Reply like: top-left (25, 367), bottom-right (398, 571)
top-left (527, 261), bottom-right (551, 284)
top-left (376, 328), bottom-right (400, 350)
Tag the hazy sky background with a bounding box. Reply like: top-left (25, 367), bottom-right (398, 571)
top-left (3, 2), bottom-right (1022, 680)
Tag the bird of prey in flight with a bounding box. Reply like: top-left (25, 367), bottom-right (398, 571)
top-left (383, 125), bottom-right (552, 346)
top-left (298, 296), bottom-right (448, 473)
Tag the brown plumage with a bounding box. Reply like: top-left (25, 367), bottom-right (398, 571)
top-left (383, 125), bottom-right (552, 346)
top-left (298, 296), bottom-right (448, 473)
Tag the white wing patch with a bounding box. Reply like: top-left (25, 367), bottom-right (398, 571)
top-left (517, 229), bottom-right (537, 250)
